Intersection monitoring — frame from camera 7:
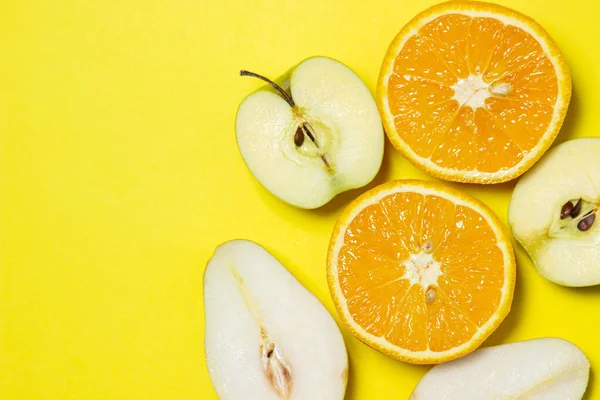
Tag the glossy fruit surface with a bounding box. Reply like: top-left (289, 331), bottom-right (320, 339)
top-left (378, 1), bottom-right (571, 183)
top-left (328, 180), bottom-right (515, 363)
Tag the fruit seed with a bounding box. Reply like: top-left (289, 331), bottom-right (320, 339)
top-left (577, 213), bottom-right (596, 231)
top-left (426, 286), bottom-right (436, 303)
top-left (294, 126), bottom-right (304, 146)
top-left (570, 198), bottom-right (582, 218)
top-left (423, 240), bottom-right (433, 254)
top-left (560, 201), bottom-right (574, 219)
top-left (301, 123), bottom-right (318, 147)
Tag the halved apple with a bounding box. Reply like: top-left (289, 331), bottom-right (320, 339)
top-left (509, 138), bottom-right (600, 286)
top-left (235, 56), bottom-right (384, 209)
top-left (204, 240), bottom-right (348, 400)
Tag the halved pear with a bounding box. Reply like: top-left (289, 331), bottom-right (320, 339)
top-left (509, 138), bottom-right (600, 286)
top-left (204, 240), bottom-right (348, 400)
top-left (235, 56), bottom-right (384, 209)
top-left (411, 338), bottom-right (590, 399)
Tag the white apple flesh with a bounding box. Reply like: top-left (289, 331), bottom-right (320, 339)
top-left (411, 338), bottom-right (590, 399)
top-left (236, 56), bottom-right (384, 209)
top-left (204, 240), bottom-right (348, 400)
top-left (509, 138), bottom-right (600, 286)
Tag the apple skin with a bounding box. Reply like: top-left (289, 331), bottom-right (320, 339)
top-left (235, 56), bottom-right (384, 209)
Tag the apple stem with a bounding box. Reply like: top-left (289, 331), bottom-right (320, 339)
top-left (240, 70), bottom-right (295, 107)
top-left (240, 70), bottom-right (331, 171)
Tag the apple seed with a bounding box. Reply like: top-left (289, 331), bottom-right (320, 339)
top-left (570, 198), bottom-right (582, 218)
top-left (300, 123), bottom-right (319, 147)
top-left (294, 126), bottom-right (304, 147)
top-left (560, 201), bottom-right (574, 219)
top-left (577, 213), bottom-right (595, 232)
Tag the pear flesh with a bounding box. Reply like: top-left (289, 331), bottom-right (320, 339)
top-left (410, 338), bottom-right (590, 399)
top-left (204, 240), bottom-right (348, 400)
top-left (509, 138), bottom-right (600, 286)
top-left (235, 56), bottom-right (384, 209)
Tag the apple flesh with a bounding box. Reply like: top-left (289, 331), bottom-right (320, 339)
top-left (235, 56), bottom-right (384, 209)
top-left (410, 338), bottom-right (590, 399)
top-left (509, 138), bottom-right (600, 286)
top-left (204, 240), bottom-right (348, 400)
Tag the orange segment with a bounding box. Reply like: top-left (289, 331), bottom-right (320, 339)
top-left (426, 287), bottom-right (478, 352)
top-left (379, 191), bottom-right (425, 254)
top-left (387, 284), bottom-right (428, 352)
top-left (473, 108), bottom-right (523, 173)
top-left (392, 35), bottom-right (457, 85)
top-left (378, 1), bottom-right (571, 183)
top-left (430, 106), bottom-right (477, 170)
top-left (327, 180), bottom-right (515, 364)
top-left (393, 100), bottom-right (459, 159)
top-left (493, 55), bottom-right (559, 105)
top-left (420, 195), bottom-right (456, 252)
top-left (467, 17), bottom-right (505, 75)
top-left (483, 24), bottom-right (548, 82)
top-left (486, 98), bottom-right (554, 150)
top-left (418, 14), bottom-right (471, 79)
top-left (337, 245), bottom-right (406, 298)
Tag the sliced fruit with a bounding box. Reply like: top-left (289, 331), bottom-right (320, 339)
top-left (327, 180), bottom-right (515, 364)
top-left (509, 138), bottom-right (600, 286)
top-left (236, 56), bottom-right (384, 209)
top-left (410, 338), bottom-right (590, 399)
top-left (377, 1), bottom-right (571, 184)
top-left (204, 240), bottom-right (348, 400)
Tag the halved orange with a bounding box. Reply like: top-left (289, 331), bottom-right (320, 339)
top-left (377, 1), bottom-right (571, 183)
top-left (327, 180), bottom-right (515, 364)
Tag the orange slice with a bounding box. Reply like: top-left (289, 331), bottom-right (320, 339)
top-left (327, 180), bottom-right (515, 364)
top-left (377, 1), bottom-right (571, 184)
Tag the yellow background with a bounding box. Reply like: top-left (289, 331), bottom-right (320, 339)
top-left (1, 0), bottom-right (599, 398)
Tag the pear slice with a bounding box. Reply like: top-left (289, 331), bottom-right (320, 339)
top-left (410, 338), bottom-right (590, 399)
top-left (235, 56), bottom-right (384, 209)
top-left (204, 240), bottom-right (348, 400)
top-left (509, 138), bottom-right (600, 286)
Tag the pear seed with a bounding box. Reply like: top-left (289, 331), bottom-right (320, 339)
top-left (261, 340), bottom-right (293, 399)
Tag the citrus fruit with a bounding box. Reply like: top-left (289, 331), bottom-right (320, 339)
top-left (327, 180), bottom-right (516, 364)
top-left (377, 1), bottom-right (571, 184)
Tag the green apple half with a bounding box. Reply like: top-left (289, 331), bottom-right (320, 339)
top-left (204, 240), bottom-right (348, 400)
top-left (508, 138), bottom-right (600, 286)
top-left (235, 56), bottom-right (384, 209)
